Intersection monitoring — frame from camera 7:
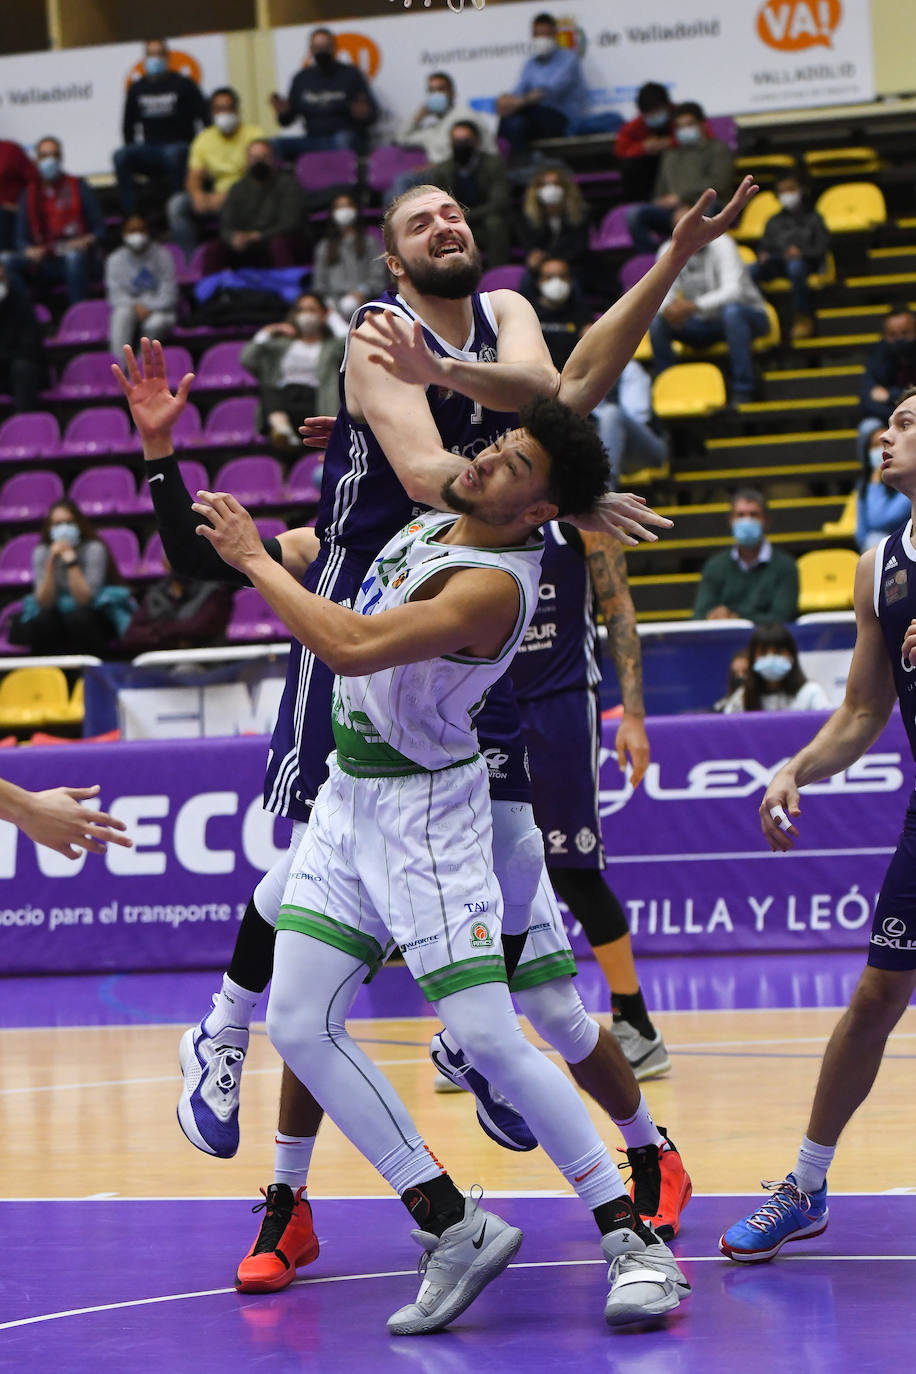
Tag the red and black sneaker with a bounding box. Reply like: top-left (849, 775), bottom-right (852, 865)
top-left (624, 1130), bottom-right (692, 1242)
top-left (235, 1183), bottom-right (320, 1293)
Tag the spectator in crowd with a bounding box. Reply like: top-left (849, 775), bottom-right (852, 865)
top-left (496, 12), bottom-right (587, 158)
top-left (428, 121), bottom-right (511, 267)
top-left (397, 71), bottom-right (496, 165)
top-left (167, 87), bottom-right (263, 258)
top-left (712, 649), bottom-right (750, 712)
top-left (627, 102), bottom-right (734, 253)
top-left (213, 139), bottom-right (308, 270)
top-left (721, 622), bottom-right (829, 713)
top-left (649, 199), bottom-right (770, 404)
top-left (122, 558), bottom-right (232, 653)
top-left (113, 39), bottom-right (209, 216)
top-left (312, 192), bottom-right (387, 318)
top-left (749, 173), bottom-right (830, 340)
top-left (240, 291), bottom-right (345, 451)
top-left (519, 165), bottom-right (589, 286)
top-left (8, 136), bottom-right (103, 304)
top-left (105, 215), bottom-right (179, 355)
top-left (271, 28), bottom-right (378, 160)
top-left (614, 81), bottom-right (674, 203)
top-left (855, 428), bottom-right (911, 551)
top-left (693, 489), bottom-right (799, 623)
top-left (0, 139), bottom-right (35, 253)
top-left (592, 359), bottom-right (669, 484)
top-left (0, 261), bottom-right (44, 412)
top-left (526, 255), bottom-right (590, 368)
top-left (10, 499), bottom-right (133, 658)
top-left (857, 305), bottom-right (916, 460)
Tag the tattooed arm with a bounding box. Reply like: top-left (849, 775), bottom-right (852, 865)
top-left (582, 529), bottom-right (650, 787)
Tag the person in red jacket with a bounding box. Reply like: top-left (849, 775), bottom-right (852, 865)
top-left (0, 139), bottom-right (35, 252)
top-left (10, 135), bottom-right (103, 303)
top-left (614, 82), bottom-right (674, 203)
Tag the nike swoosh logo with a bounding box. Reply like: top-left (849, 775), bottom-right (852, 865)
top-left (574, 1162), bottom-right (601, 1183)
top-left (148, 474), bottom-right (164, 484)
top-left (472, 1222), bottom-right (487, 1250)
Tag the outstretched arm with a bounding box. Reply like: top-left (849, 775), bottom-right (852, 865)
top-left (0, 780), bottom-right (132, 859)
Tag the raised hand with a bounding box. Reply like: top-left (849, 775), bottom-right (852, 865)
top-left (356, 313), bottom-right (445, 387)
top-left (568, 491), bottom-right (674, 546)
top-left (670, 176), bottom-right (759, 259)
top-left (112, 337), bottom-right (195, 454)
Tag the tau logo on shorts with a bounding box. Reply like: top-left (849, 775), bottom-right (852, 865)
top-left (470, 922), bottom-right (493, 948)
top-left (883, 916), bottom-right (907, 938)
top-left (575, 827), bottom-right (597, 855)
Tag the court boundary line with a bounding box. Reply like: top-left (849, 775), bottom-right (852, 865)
top-left (0, 1190), bottom-right (907, 1202)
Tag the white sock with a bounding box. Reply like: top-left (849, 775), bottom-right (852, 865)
top-left (274, 1133), bottom-right (316, 1193)
top-left (203, 973), bottom-right (260, 1034)
top-left (613, 1093), bottom-right (665, 1151)
top-left (793, 1136), bottom-right (834, 1193)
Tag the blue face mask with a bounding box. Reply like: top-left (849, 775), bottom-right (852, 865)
top-left (146, 55), bottom-right (167, 76)
top-left (732, 516), bottom-right (763, 547)
top-left (51, 521), bottom-right (80, 547)
top-left (426, 91), bottom-right (450, 115)
top-left (754, 653), bottom-right (793, 684)
top-left (38, 156), bottom-right (61, 181)
top-left (645, 110), bottom-right (668, 129)
top-left (676, 124), bottom-right (701, 146)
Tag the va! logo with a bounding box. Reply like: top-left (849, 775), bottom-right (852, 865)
top-left (756, 0), bottom-right (842, 50)
top-left (470, 922), bottom-right (493, 947)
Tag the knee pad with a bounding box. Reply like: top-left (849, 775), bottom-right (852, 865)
top-left (253, 820), bottom-right (307, 927)
top-left (492, 801), bottom-right (546, 936)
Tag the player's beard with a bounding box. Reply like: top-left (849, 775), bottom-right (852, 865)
top-left (441, 475), bottom-right (474, 515)
top-left (404, 245), bottom-right (483, 300)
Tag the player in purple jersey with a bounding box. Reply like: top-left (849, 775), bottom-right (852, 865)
top-left (721, 386), bottom-right (916, 1263)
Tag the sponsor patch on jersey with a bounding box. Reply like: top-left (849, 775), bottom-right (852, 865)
top-left (574, 827), bottom-right (598, 855)
top-left (885, 567), bottom-right (908, 604)
top-left (470, 922), bottom-right (493, 948)
top-left (392, 571), bottom-right (408, 589)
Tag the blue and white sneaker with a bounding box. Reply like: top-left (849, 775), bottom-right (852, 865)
top-left (429, 1031), bottom-right (537, 1152)
top-left (177, 1000), bottom-right (249, 1158)
top-left (719, 1173), bottom-right (829, 1263)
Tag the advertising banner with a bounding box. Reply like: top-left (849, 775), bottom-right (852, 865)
top-left (272, 0), bottom-right (875, 143)
top-left (1, 706), bottom-right (908, 974)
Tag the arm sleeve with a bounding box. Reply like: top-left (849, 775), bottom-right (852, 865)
top-left (146, 454), bottom-right (282, 586)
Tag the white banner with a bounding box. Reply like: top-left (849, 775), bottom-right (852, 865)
top-left (0, 34), bottom-right (230, 178)
top-left (273, 0), bottom-right (875, 142)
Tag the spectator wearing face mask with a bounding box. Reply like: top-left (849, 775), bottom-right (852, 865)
top-left (856, 306), bottom-right (916, 461)
top-left (105, 215), bottom-right (179, 355)
top-left (211, 139), bottom-right (308, 271)
top-left (0, 139), bottom-right (36, 253)
top-left (271, 28), bottom-right (378, 161)
top-left (526, 256), bottom-right (590, 368)
top-left (397, 71), bottom-right (496, 166)
top-left (693, 489), bottom-right (799, 623)
top-left (167, 87), bottom-right (263, 258)
top-left (712, 649), bottom-right (749, 713)
top-left (428, 121), bottom-right (511, 267)
top-left (240, 292), bottom-right (345, 451)
top-left (749, 174), bottom-right (830, 341)
top-left (113, 39), bottom-right (209, 216)
top-left (496, 13), bottom-right (587, 158)
top-left (520, 166), bottom-right (589, 285)
top-left (855, 423), bottom-right (912, 552)
top-left (312, 193), bottom-right (387, 319)
top-left (722, 623), bottom-right (828, 713)
top-left (614, 82), bottom-right (675, 203)
top-left (9, 136), bottom-right (103, 305)
top-left (0, 262), bottom-right (44, 413)
top-left (626, 101), bottom-right (734, 254)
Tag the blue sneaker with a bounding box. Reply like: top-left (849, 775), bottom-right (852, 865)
top-left (429, 1031), bottom-right (537, 1152)
top-left (719, 1174), bottom-right (828, 1263)
top-left (177, 1001), bottom-right (248, 1158)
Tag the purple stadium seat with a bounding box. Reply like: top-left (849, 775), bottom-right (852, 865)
top-left (707, 115), bottom-right (738, 150)
top-left (479, 265), bottom-right (525, 292)
top-left (226, 587), bottom-right (287, 643)
top-left (196, 341), bottom-right (254, 391)
top-left (618, 253), bottom-right (657, 294)
top-left (69, 466), bottom-right (139, 518)
top-left (255, 517), bottom-right (286, 543)
top-left (61, 407), bottom-right (132, 458)
top-left (185, 244), bottom-right (210, 283)
top-left (0, 598), bottom-right (25, 655)
top-left (162, 241), bottom-right (192, 285)
top-left (100, 526), bottom-right (141, 577)
top-left (0, 533), bottom-right (40, 586)
top-left (591, 204), bottom-right (639, 252)
top-left (0, 412), bottom-right (61, 463)
top-left (139, 531), bottom-right (166, 577)
top-left (49, 300), bottom-right (111, 348)
top-left (47, 352), bottom-right (120, 401)
top-left (199, 397), bottom-right (258, 448)
top-left (161, 346), bottom-right (195, 389)
top-left (170, 402), bottom-right (204, 450)
top-left (214, 456), bottom-right (284, 508)
top-left (285, 454), bottom-right (323, 504)
top-left (0, 470), bottom-right (64, 523)
top-left (295, 150), bottom-right (359, 193)
top-left (366, 144), bottom-right (428, 195)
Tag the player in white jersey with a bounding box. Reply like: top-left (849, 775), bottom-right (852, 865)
top-left (192, 396), bottom-right (691, 1334)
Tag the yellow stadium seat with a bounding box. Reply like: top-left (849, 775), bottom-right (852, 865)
top-left (796, 548), bottom-right (859, 613)
top-left (633, 331), bottom-right (653, 363)
top-left (652, 362), bottom-right (726, 418)
top-left (804, 147), bottom-right (882, 177)
top-left (821, 490), bottom-right (857, 538)
top-left (0, 667), bottom-right (72, 727)
top-left (732, 190), bottom-right (781, 241)
top-left (737, 243), bottom-right (756, 265)
top-left (62, 676), bottom-right (85, 724)
top-left (759, 251), bottom-right (837, 294)
top-left (735, 154), bottom-right (797, 181)
top-left (815, 183), bottom-right (886, 234)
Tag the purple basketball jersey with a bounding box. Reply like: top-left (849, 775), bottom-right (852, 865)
top-left (511, 521), bottom-right (602, 702)
top-left (875, 521), bottom-right (916, 764)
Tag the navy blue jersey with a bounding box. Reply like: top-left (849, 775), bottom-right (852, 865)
top-left (875, 521), bottom-right (916, 763)
top-left (511, 521), bottom-right (601, 702)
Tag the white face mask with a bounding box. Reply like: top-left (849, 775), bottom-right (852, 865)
top-left (754, 653), bottom-right (793, 684)
top-left (213, 111), bottom-right (240, 135)
top-left (338, 292), bottom-right (361, 319)
top-left (540, 276), bottom-right (571, 304)
top-left (870, 446), bottom-right (886, 471)
top-left (124, 232), bottom-right (149, 252)
top-left (333, 206), bottom-right (357, 228)
top-left (675, 124), bottom-right (701, 146)
top-left (532, 35), bottom-right (557, 57)
top-left (537, 182), bottom-right (565, 207)
top-left (778, 191), bottom-right (802, 211)
top-left (296, 311), bottom-right (323, 335)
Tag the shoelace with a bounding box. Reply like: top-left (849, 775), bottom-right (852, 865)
top-left (250, 1188), bottom-right (294, 1254)
top-left (212, 1043), bottom-right (246, 1095)
top-left (746, 1178), bottom-right (814, 1232)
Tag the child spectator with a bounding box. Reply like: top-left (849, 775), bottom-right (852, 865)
top-left (105, 215), bottom-right (179, 355)
top-left (749, 174), bottom-right (830, 340)
top-left (721, 623), bottom-right (829, 712)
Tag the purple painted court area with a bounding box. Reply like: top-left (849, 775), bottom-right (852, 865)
top-left (1, 1195), bottom-right (912, 1373)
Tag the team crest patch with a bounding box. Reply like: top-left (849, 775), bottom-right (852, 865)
top-left (470, 922), bottom-right (493, 948)
top-left (885, 568), bottom-right (908, 604)
top-left (392, 571), bottom-right (409, 589)
top-left (575, 827), bottom-right (597, 855)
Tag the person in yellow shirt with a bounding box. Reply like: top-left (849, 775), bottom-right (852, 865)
top-left (167, 87), bottom-right (263, 258)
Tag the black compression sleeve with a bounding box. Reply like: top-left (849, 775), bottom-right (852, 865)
top-left (145, 454), bottom-right (283, 587)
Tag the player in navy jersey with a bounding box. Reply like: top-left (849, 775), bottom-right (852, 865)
top-left (721, 386), bottom-right (916, 1263)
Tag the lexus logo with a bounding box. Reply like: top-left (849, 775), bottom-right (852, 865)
top-left (883, 917), bottom-right (907, 938)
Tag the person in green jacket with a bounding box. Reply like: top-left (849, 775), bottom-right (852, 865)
top-left (693, 487), bottom-right (799, 622)
top-left (240, 291), bottom-right (344, 451)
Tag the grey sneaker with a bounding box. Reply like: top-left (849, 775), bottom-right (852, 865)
top-left (611, 1019), bottom-right (671, 1082)
top-left (603, 1216), bottom-right (690, 1327)
top-left (387, 1193), bottom-right (523, 1335)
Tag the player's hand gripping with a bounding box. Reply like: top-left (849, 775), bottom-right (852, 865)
top-left (759, 766), bottom-right (802, 852)
top-left (192, 490), bottom-right (266, 575)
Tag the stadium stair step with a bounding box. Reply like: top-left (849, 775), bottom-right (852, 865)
top-left (761, 365), bottom-right (864, 400)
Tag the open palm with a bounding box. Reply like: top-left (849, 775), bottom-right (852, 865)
top-left (112, 337), bottom-right (195, 441)
top-left (672, 175), bottom-right (759, 257)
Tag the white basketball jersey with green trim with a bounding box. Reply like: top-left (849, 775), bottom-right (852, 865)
top-left (332, 511), bottom-right (543, 775)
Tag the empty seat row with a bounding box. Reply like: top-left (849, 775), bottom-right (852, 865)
top-left (42, 342), bottom-right (257, 401)
top-left (0, 398), bottom-right (266, 460)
